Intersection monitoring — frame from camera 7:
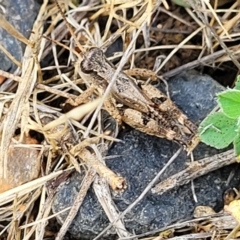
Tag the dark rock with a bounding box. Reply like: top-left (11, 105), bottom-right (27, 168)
top-left (105, 37), bottom-right (123, 58)
top-left (0, 0), bottom-right (40, 72)
top-left (52, 71), bottom-right (240, 239)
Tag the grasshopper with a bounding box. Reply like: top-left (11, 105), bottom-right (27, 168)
top-left (55, 1), bottom-right (199, 153)
top-left (79, 47), bottom-right (199, 153)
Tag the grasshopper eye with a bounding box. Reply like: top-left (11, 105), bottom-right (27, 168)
top-left (80, 59), bottom-right (93, 73)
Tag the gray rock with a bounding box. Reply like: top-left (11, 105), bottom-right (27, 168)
top-left (52, 71), bottom-right (240, 239)
top-left (0, 0), bottom-right (40, 72)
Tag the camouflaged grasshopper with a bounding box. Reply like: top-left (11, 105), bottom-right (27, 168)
top-left (55, 1), bottom-right (199, 153)
top-left (79, 47), bottom-right (199, 153)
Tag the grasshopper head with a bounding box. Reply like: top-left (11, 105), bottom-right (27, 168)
top-left (80, 47), bottom-right (104, 73)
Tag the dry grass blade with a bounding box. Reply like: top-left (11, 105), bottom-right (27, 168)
top-left (0, 70), bottom-right (22, 82)
top-left (186, 0), bottom-right (240, 71)
top-left (43, 97), bottom-right (102, 130)
top-left (0, 43), bottom-right (21, 68)
top-left (126, 213), bottom-right (237, 240)
top-left (54, 0), bottom-right (85, 53)
top-left (0, 170), bottom-right (64, 206)
top-left (202, 0), bottom-right (230, 38)
top-left (155, 26), bottom-right (204, 73)
top-left (0, 0), bottom-right (48, 178)
top-left (28, 188), bottom-right (53, 240)
top-left (162, 47), bottom-right (240, 78)
top-left (0, 15), bottom-right (32, 47)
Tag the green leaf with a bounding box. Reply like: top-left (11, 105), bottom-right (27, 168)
top-left (234, 75), bottom-right (240, 90)
top-left (198, 112), bottom-right (238, 149)
top-left (234, 135), bottom-right (240, 156)
top-left (218, 89), bottom-right (240, 119)
top-left (170, 0), bottom-right (191, 7)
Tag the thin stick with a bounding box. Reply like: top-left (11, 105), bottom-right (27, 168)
top-left (36, 83), bottom-right (78, 99)
top-left (0, 43), bottom-right (21, 68)
top-left (54, 0), bottom-right (85, 53)
top-left (152, 149), bottom-right (236, 195)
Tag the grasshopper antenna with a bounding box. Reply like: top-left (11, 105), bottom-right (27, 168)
top-left (54, 0), bottom-right (85, 54)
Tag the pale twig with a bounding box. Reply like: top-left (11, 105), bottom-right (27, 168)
top-left (0, 15), bottom-right (32, 47)
top-left (92, 143), bottom-right (131, 239)
top-left (91, 142), bottom-right (131, 238)
top-left (0, 170), bottom-right (64, 206)
top-left (93, 176), bottom-right (132, 238)
top-left (43, 98), bottom-right (102, 130)
top-left (152, 150), bottom-right (236, 195)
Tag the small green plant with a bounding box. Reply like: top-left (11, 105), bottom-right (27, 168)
top-left (198, 76), bottom-right (240, 156)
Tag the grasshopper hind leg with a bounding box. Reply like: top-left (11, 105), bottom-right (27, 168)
top-left (128, 84), bottom-right (199, 152)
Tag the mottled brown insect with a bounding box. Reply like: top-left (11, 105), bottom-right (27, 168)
top-left (79, 47), bottom-right (199, 153)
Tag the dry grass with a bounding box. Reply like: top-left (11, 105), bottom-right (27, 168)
top-left (0, 0), bottom-right (240, 239)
